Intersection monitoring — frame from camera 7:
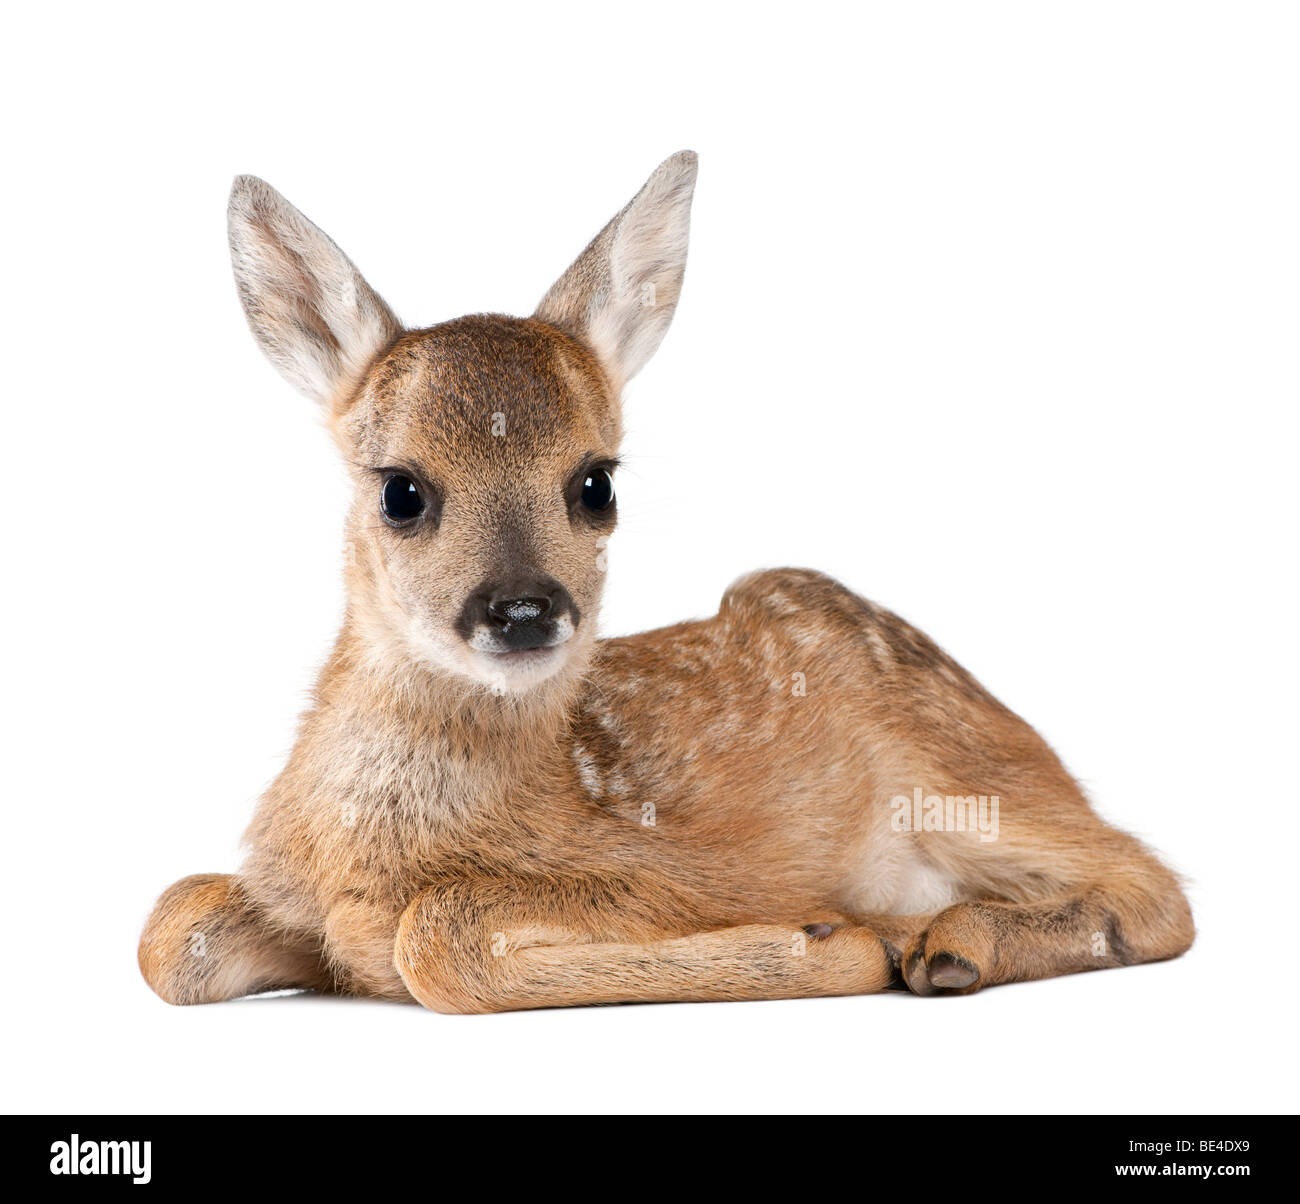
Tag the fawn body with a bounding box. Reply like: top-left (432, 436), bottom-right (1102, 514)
top-left (140, 153), bottom-right (1193, 1012)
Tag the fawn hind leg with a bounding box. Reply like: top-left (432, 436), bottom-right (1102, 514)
top-left (395, 881), bottom-right (899, 1013)
top-left (139, 873), bottom-right (330, 1004)
top-left (900, 845), bottom-right (1194, 995)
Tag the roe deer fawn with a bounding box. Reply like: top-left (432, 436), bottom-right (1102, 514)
top-left (139, 152), bottom-right (1194, 1013)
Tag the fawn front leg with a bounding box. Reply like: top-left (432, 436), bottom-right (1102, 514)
top-left (901, 849), bottom-right (1195, 995)
top-left (395, 883), bottom-right (897, 1014)
top-left (139, 874), bottom-right (330, 1004)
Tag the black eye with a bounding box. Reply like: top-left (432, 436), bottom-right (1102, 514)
top-left (380, 474), bottom-right (425, 524)
top-left (580, 468), bottom-right (615, 513)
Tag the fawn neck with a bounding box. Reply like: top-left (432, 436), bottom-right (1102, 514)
top-left (329, 609), bottom-right (589, 794)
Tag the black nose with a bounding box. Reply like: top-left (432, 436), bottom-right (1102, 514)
top-left (455, 576), bottom-right (579, 652)
top-left (486, 594), bottom-right (552, 628)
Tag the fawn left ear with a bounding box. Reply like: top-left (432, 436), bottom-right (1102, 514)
top-left (535, 151), bottom-right (698, 392)
top-left (228, 175), bottom-right (402, 405)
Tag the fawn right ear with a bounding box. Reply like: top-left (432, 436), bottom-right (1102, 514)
top-left (228, 176), bottom-right (401, 405)
top-left (535, 151), bottom-right (698, 392)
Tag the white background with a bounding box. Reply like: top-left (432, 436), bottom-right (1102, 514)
top-left (3, 2), bottom-right (1296, 1114)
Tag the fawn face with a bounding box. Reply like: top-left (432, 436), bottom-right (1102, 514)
top-left (228, 154), bottom-right (697, 692)
top-left (336, 316), bottom-right (620, 692)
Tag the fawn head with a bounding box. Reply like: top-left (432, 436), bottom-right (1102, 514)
top-left (227, 153), bottom-right (697, 694)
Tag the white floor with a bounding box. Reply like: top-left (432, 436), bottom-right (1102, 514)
top-left (5, 882), bottom-right (1277, 1114)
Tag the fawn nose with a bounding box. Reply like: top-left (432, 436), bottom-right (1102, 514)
top-left (458, 577), bottom-right (578, 652)
top-left (486, 594), bottom-right (552, 628)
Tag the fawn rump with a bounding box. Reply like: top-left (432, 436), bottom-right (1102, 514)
top-left (139, 152), bottom-right (1193, 1013)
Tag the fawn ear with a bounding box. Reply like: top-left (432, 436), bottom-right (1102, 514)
top-left (535, 151), bottom-right (697, 391)
top-left (228, 176), bottom-right (401, 404)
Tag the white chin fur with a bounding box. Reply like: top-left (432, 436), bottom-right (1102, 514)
top-left (460, 615), bottom-right (576, 693)
top-left (400, 626), bottom-right (574, 691)
top-left (392, 614), bottom-right (578, 694)
top-left (467, 645), bottom-right (572, 694)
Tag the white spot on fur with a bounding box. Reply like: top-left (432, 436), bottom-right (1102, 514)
top-left (864, 626), bottom-right (892, 662)
top-left (571, 742), bottom-right (603, 798)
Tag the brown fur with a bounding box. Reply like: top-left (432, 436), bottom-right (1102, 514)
top-left (140, 154), bottom-right (1193, 1013)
